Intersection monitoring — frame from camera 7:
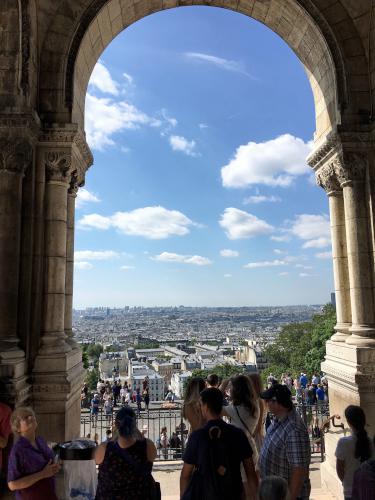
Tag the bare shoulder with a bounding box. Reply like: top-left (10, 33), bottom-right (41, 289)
top-left (146, 438), bottom-right (157, 462)
top-left (95, 442), bottom-right (107, 465)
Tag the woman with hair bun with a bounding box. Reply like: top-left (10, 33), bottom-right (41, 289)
top-left (182, 377), bottom-right (206, 432)
top-left (95, 406), bottom-right (158, 499)
top-left (335, 405), bottom-right (374, 500)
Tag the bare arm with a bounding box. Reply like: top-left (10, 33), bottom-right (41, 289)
top-left (95, 443), bottom-right (107, 465)
top-left (289, 466), bottom-right (308, 500)
top-left (180, 463), bottom-right (194, 498)
top-left (243, 457), bottom-right (258, 500)
top-left (146, 438), bottom-right (157, 462)
top-left (0, 435), bottom-right (8, 448)
top-left (8, 460), bottom-right (60, 491)
top-left (336, 458), bottom-right (345, 482)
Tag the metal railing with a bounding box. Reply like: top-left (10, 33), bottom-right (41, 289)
top-left (81, 400), bottom-right (330, 462)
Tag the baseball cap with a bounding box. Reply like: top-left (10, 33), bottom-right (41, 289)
top-left (260, 384), bottom-right (293, 408)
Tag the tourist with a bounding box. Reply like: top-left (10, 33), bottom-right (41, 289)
top-left (104, 395), bottom-right (113, 425)
top-left (0, 386), bottom-right (11, 491)
top-left (143, 388), bottom-right (150, 411)
top-left (95, 406), bottom-right (158, 499)
top-left (165, 390), bottom-right (174, 402)
top-left (351, 452), bottom-right (375, 499)
top-left (312, 373), bottom-right (320, 385)
top-left (248, 372), bottom-right (266, 455)
top-left (136, 389), bottom-right (142, 415)
top-left (335, 405), bottom-right (374, 500)
top-left (218, 378), bottom-right (231, 405)
top-left (180, 388), bottom-right (258, 500)
top-left (206, 373), bottom-right (219, 388)
top-left (182, 377), bottom-right (205, 432)
top-left (259, 384), bottom-right (311, 500)
top-left (112, 381), bottom-right (121, 406)
top-left (103, 429), bottom-right (112, 443)
top-left (90, 393), bottom-right (100, 427)
top-left (125, 388), bottom-right (131, 406)
top-left (258, 476), bottom-right (290, 500)
top-left (160, 426), bottom-right (169, 460)
top-left (7, 407), bottom-right (60, 499)
top-left (316, 384), bottom-right (325, 407)
top-left (222, 374), bottom-right (259, 497)
top-left (299, 373), bottom-right (308, 389)
top-left (120, 384), bottom-right (127, 405)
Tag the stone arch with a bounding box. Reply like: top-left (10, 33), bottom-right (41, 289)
top-left (37, 0), bottom-right (370, 142)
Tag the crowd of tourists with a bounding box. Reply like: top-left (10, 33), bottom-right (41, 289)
top-left (0, 375), bottom-right (374, 499)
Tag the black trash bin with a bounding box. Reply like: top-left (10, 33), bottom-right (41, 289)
top-left (57, 439), bottom-right (97, 500)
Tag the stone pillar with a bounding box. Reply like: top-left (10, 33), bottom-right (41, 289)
top-left (65, 174), bottom-right (79, 349)
top-left (32, 126), bottom-right (89, 442)
top-left (0, 136), bottom-right (32, 405)
top-left (316, 163), bottom-right (351, 341)
top-left (334, 152), bottom-right (375, 347)
top-left (309, 135), bottom-right (375, 499)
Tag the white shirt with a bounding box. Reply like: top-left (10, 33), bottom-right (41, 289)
top-left (225, 403), bottom-right (260, 464)
top-left (335, 434), bottom-right (374, 496)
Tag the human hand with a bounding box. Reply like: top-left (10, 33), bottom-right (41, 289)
top-left (41, 459), bottom-right (61, 478)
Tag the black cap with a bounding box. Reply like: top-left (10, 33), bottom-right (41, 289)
top-left (260, 384), bottom-right (293, 408)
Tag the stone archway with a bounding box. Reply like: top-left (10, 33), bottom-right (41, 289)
top-left (1, 1), bottom-right (375, 496)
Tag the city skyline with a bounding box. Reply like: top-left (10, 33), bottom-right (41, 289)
top-left (73, 6), bottom-right (333, 308)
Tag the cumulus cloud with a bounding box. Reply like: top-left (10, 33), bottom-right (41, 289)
top-left (152, 252), bottom-right (212, 265)
top-left (85, 94), bottom-right (161, 150)
top-left (78, 206), bottom-right (196, 239)
top-left (243, 195), bottom-right (281, 205)
top-left (169, 135), bottom-right (197, 156)
top-left (244, 260), bottom-right (287, 269)
top-left (289, 214), bottom-right (331, 249)
top-left (123, 72), bottom-right (134, 85)
top-left (271, 235), bottom-right (290, 243)
top-left (273, 249), bottom-right (285, 255)
top-left (295, 264), bottom-right (313, 269)
top-left (75, 250), bottom-right (120, 261)
top-left (89, 61), bottom-right (119, 95)
top-left (184, 52), bottom-right (255, 79)
top-left (219, 208), bottom-right (273, 240)
top-left (199, 123), bottom-right (208, 129)
top-left (220, 249), bottom-right (239, 258)
top-left (76, 188), bottom-right (100, 209)
top-left (221, 134), bottom-right (312, 188)
top-left (120, 265), bottom-right (135, 270)
top-left (315, 251), bottom-right (332, 259)
top-left (74, 261), bottom-right (93, 270)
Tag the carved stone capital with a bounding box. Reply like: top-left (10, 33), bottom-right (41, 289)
top-left (0, 138), bottom-right (33, 175)
top-left (45, 151), bottom-right (72, 183)
top-left (315, 162), bottom-right (341, 194)
top-left (68, 171), bottom-right (80, 196)
top-left (333, 152), bottom-right (368, 186)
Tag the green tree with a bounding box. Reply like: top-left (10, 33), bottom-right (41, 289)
top-left (192, 363), bottom-right (245, 381)
top-left (87, 343), bottom-right (103, 359)
top-left (304, 304), bottom-right (336, 374)
top-left (86, 367), bottom-right (99, 390)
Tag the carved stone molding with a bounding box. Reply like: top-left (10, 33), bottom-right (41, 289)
top-left (0, 138), bottom-right (32, 175)
top-left (20, 0), bottom-right (31, 96)
top-left (0, 113), bottom-right (40, 140)
top-left (68, 171), bottom-right (79, 197)
top-left (45, 151), bottom-right (72, 183)
top-left (315, 162), bottom-right (341, 194)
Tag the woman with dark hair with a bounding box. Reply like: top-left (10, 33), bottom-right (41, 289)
top-left (222, 375), bottom-right (260, 499)
top-left (335, 405), bottom-right (374, 500)
top-left (95, 406), bottom-right (158, 499)
top-left (247, 372), bottom-right (266, 455)
top-left (182, 377), bottom-right (206, 432)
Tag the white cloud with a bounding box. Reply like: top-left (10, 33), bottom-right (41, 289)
top-left (243, 195), bottom-right (281, 205)
top-left (169, 135), bottom-right (197, 156)
top-left (295, 264), bottom-right (313, 269)
top-left (244, 259), bottom-right (287, 269)
top-left (160, 109), bottom-right (177, 128)
top-left (123, 72), bottom-right (134, 85)
top-left (152, 252), bottom-right (212, 266)
top-left (120, 265), bottom-right (135, 270)
top-left (199, 123), bottom-right (208, 129)
top-left (78, 206), bottom-right (196, 239)
top-left (221, 134), bottom-right (313, 188)
top-left (74, 250), bottom-right (120, 261)
top-left (224, 274), bottom-right (232, 278)
top-left (315, 251), bottom-right (332, 259)
top-left (220, 249), bottom-right (239, 258)
top-left (219, 208), bottom-right (273, 240)
top-left (85, 93), bottom-right (161, 150)
top-left (279, 272), bottom-right (289, 276)
top-left (271, 235), bottom-right (290, 242)
top-left (273, 249), bottom-right (285, 255)
top-left (76, 188), bottom-right (100, 209)
top-left (289, 214), bottom-right (331, 248)
top-left (89, 61), bottom-right (119, 95)
top-left (299, 272), bottom-right (313, 277)
top-left (184, 52), bottom-right (255, 79)
top-left (74, 261), bottom-right (93, 270)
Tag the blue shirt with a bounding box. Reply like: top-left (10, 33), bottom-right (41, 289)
top-left (316, 388), bottom-right (325, 401)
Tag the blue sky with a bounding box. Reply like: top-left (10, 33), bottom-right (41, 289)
top-left (73, 6), bottom-right (333, 307)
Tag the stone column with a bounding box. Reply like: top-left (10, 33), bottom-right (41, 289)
top-left (0, 136), bottom-right (32, 404)
top-left (65, 174), bottom-right (79, 349)
top-left (334, 153), bottom-right (375, 347)
top-left (32, 126), bottom-right (92, 442)
top-left (316, 163), bottom-right (351, 341)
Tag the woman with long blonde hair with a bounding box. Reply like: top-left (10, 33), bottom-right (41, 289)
top-left (182, 377), bottom-right (206, 432)
top-left (247, 372), bottom-right (266, 455)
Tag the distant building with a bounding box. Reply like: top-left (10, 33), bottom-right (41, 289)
top-left (170, 371), bottom-right (192, 399)
top-left (235, 340), bottom-right (267, 372)
top-left (130, 371), bottom-right (165, 401)
top-left (99, 351), bottom-right (127, 379)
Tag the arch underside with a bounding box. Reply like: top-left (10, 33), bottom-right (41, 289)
top-left (36, 0), bottom-right (371, 144)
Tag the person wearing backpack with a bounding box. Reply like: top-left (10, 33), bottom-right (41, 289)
top-left (180, 388), bottom-right (258, 500)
